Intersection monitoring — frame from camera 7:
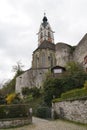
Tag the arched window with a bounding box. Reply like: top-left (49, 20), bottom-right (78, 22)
top-left (48, 27), bottom-right (50, 30)
top-left (42, 53), bottom-right (45, 67)
top-left (48, 32), bottom-right (51, 38)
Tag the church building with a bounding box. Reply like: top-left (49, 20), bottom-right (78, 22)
top-left (16, 15), bottom-right (87, 94)
top-left (32, 14), bottom-right (56, 69)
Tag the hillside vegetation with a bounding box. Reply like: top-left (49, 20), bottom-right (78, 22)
top-left (0, 62), bottom-right (87, 112)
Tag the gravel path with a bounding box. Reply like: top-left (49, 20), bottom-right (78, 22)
top-left (2, 117), bottom-right (87, 130)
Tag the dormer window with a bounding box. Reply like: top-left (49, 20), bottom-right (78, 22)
top-left (42, 53), bottom-right (45, 67)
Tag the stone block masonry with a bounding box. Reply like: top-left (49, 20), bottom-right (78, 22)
top-left (53, 99), bottom-right (87, 124)
top-left (0, 117), bottom-right (32, 129)
top-left (16, 68), bottom-right (48, 94)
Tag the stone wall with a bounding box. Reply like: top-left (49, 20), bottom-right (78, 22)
top-left (16, 68), bottom-right (48, 94)
top-left (73, 33), bottom-right (87, 64)
top-left (0, 118), bottom-right (32, 129)
top-left (53, 99), bottom-right (87, 124)
top-left (55, 43), bottom-right (72, 67)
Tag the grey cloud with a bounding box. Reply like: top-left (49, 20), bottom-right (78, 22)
top-left (0, 0), bottom-right (87, 84)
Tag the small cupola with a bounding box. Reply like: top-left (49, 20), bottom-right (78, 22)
top-left (42, 15), bottom-right (48, 27)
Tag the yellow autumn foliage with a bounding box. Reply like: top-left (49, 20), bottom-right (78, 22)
top-left (6, 93), bottom-right (16, 104)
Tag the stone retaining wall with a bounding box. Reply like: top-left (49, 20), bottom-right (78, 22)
top-left (0, 117), bottom-right (32, 129)
top-left (53, 100), bottom-right (87, 124)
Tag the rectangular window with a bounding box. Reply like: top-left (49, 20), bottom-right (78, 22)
top-left (54, 69), bottom-right (62, 73)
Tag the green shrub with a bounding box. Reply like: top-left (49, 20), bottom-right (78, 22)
top-left (43, 69), bottom-right (87, 106)
top-left (22, 87), bottom-right (40, 98)
top-left (61, 88), bottom-right (87, 100)
top-left (0, 96), bottom-right (6, 105)
top-left (43, 78), bottom-right (64, 106)
top-left (53, 88), bottom-right (87, 103)
top-left (53, 98), bottom-right (63, 103)
top-left (0, 104), bottom-right (30, 119)
top-left (35, 106), bottom-right (51, 119)
top-left (23, 94), bottom-right (33, 103)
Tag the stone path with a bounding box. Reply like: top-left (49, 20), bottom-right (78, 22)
top-left (2, 117), bottom-right (87, 130)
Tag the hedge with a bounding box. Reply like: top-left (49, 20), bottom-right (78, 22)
top-left (0, 104), bottom-right (30, 119)
top-left (53, 88), bottom-right (87, 103)
top-left (61, 88), bottom-right (87, 100)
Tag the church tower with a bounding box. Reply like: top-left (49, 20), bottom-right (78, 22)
top-left (37, 13), bottom-right (54, 46)
top-left (32, 14), bottom-right (56, 69)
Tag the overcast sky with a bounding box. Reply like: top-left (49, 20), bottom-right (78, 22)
top-left (0, 0), bottom-right (87, 86)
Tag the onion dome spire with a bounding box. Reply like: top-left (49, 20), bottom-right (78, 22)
top-left (42, 13), bottom-right (48, 27)
top-left (43, 12), bottom-right (48, 22)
